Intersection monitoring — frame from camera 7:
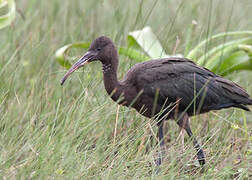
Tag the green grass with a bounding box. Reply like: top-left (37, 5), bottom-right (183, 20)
top-left (0, 0), bottom-right (252, 179)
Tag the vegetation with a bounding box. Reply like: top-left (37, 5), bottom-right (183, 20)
top-left (0, 0), bottom-right (251, 179)
top-left (0, 0), bottom-right (15, 29)
top-left (57, 28), bottom-right (252, 76)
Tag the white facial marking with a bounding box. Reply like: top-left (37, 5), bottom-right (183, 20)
top-left (102, 64), bottom-right (112, 73)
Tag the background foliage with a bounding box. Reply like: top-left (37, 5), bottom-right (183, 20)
top-left (0, 0), bottom-right (15, 29)
top-left (0, 0), bottom-right (251, 179)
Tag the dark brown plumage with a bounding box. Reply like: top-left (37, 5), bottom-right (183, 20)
top-left (61, 36), bottom-right (252, 166)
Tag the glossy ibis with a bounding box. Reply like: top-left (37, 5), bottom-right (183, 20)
top-left (61, 36), bottom-right (252, 167)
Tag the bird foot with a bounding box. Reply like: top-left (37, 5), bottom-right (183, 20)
top-left (197, 149), bottom-right (205, 166)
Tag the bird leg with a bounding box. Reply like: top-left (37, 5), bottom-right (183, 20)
top-left (155, 121), bottom-right (165, 166)
top-left (176, 113), bottom-right (205, 166)
top-left (175, 98), bottom-right (185, 151)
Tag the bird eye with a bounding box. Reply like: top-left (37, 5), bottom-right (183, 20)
top-left (97, 47), bottom-right (101, 51)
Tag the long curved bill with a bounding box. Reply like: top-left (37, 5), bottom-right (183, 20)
top-left (60, 51), bottom-right (93, 85)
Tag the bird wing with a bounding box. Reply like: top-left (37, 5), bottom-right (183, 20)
top-left (127, 58), bottom-right (251, 113)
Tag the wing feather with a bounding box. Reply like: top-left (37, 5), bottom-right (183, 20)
top-left (124, 58), bottom-right (251, 114)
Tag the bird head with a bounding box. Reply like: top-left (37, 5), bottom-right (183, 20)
top-left (60, 36), bottom-right (117, 85)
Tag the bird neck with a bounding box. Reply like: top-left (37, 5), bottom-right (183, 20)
top-left (102, 60), bottom-right (122, 102)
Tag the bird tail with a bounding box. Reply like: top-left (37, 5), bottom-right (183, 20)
top-left (235, 98), bottom-right (252, 111)
top-left (249, 98), bottom-right (252, 105)
top-left (216, 77), bottom-right (252, 111)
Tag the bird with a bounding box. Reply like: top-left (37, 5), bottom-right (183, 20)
top-left (61, 36), bottom-right (252, 167)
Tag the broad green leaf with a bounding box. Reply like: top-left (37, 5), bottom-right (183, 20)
top-left (0, 0), bottom-right (8, 8)
top-left (0, 0), bottom-right (16, 29)
top-left (197, 38), bottom-right (252, 66)
top-left (187, 31), bottom-right (252, 60)
top-left (204, 44), bottom-right (252, 73)
top-left (55, 43), bottom-right (90, 69)
top-left (213, 51), bottom-right (252, 76)
top-left (127, 35), bottom-right (141, 50)
top-left (218, 44), bottom-right (252, 76)
top-left (128, 26), bottom-right (168, 59)
top-left (239, 44), bottom-right (252, 57)
top-left (118, 47), bottom-right (150, 62)
top-left (185, 30), bottom-right (252, 76)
